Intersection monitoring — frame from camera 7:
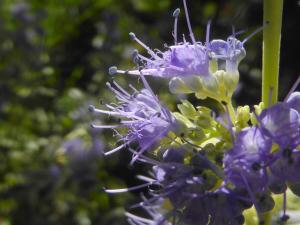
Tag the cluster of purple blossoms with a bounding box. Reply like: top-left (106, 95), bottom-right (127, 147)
top-left (90, 0), bottom-right (300, 224)
top-left (224, 92), bottom-right (300, 220)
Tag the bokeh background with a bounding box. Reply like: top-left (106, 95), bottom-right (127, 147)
top-left (0, 0), bottom-right (299, 224)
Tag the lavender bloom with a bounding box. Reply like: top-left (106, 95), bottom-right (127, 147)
top-left (89, 81), bottom-right (177, 159)
top-left (209, 37), bottom-right (246, 75)
top-left (209, 23), bottom-right (266, 73)
top-left (224, 127), bottom-right (272, 193)
top-left (258, 102), bottom-right (300, 148)
top-left (111, 3), bottom-right (212, 79)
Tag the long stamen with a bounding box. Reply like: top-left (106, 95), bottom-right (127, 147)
top-left (104, 142), bottom-right (129, 156)
top-left (125, 212), bottom-right (153, 224)
top-left (284, 75), bottom-right (300, 102)
top-left (104, 182), bottom-right (155, 194)
top-left (129, 32), bottom-right (161, 60)
top-left (137, 54), bottom-right (151, 62)
top-left (280, 191), bottom-right (290, 222)
top-left (136, 175), bottom-right (156, 183)
top-left (242, 22), bottom-right (269, 45)
top-left (106, 82), bottom-right (129, 102)
top-left (182, 34), bottom-right (187, 43)
top-left (109, 66), bottom-right (165, 76)
top-left (112, 80), bottom-right (131, 97)
top-left (137, 70), bottom-right (170, 120)
top-left (183, 0), bottom-right (196, 44)
top-left (283, 190), bottom-right (287, 216)
top-left (91, 124), bottom-right (124, 129)
top-left (129, 84), bottom-right (139, 92)
top-left (128, 147), bottom-right (160, 165)
top-left (232, 25), bottom-right (236, 37)
top-left (89, 106), bottom-right (133, 117)
top-left (139, 70), bottom-right (156, 98)
top-left (206, 20), bottom-right (212, 46)
top-left (239, 172), bottom-right (260, 213)
top-left (173, 8), bottom-right (180, 45)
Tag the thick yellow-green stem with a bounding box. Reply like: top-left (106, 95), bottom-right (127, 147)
top-left (261, 0), bottom-right (284, 224)
top-left (262, 0), bottom-right (284, 106)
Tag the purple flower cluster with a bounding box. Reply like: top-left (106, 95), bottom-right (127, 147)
top-left (224, 92), bottom-right (300, 217)
top-left (90, 0), bottom-right (300, 224)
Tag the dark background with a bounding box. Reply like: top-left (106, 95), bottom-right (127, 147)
top-left (0, 0), bottom-right (299, 224)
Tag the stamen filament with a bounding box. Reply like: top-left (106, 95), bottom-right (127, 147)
top-left (104, 182), bottom-right (154, 194)
top-left (183, 0), bottom-right (196, 44)
top-left (284, 75), bottom-right (300, 102)
top-left (173, 8), bottom-right (180, 45)
top-left (129, 32), bottom-right (161, 60)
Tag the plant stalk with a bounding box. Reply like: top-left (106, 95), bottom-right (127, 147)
top-left (262, 0), bottom-right (284, 106)
top-left (261, 0), bottom-right (284, 224)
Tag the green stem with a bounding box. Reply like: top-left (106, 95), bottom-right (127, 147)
top-left (261, 1), bottom-right (284, 224)
top-left (227, 101), bottom-right (236, 123)
top-left (262, 0), bottom-right (284, 107)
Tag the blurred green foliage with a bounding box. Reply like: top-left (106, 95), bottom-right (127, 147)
top-left (0, 0), bottom-right (299, 224)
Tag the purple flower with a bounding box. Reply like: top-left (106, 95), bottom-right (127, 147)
top-left (143, 43), bottom-right (210, 78)
top-left (258, 102), bottom-right (300, 148)
top-left (111, 29), bottom-right (211, 78)
top-left (89, 81), bottom-right (177, 160)
top-left (224, 127), bottom-right (272, 193)
top-left (209, 37), bottom-right (246, 75)
top-left (108, 1), bottom-right (214, 79)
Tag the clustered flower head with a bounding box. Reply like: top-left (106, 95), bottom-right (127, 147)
top-left (90, 1), bottom-right (300, 224)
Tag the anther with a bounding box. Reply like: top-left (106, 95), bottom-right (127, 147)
top-left (173, 8), bottom-right (180, 17)
top-left (88, 105), bottom-right (95, 112)
top-left (129, 32), bottom-right (136, 41)
top-left (132, 49), bottom-right (139, 58)
top-left (280, 215), bottom-right (290, 222)
top-left (109, 66), bottom-right (118, 75)
top-left (132, 50), bottom-right (140, 64)
top-left (128, 32), bottom-right (161, 60)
